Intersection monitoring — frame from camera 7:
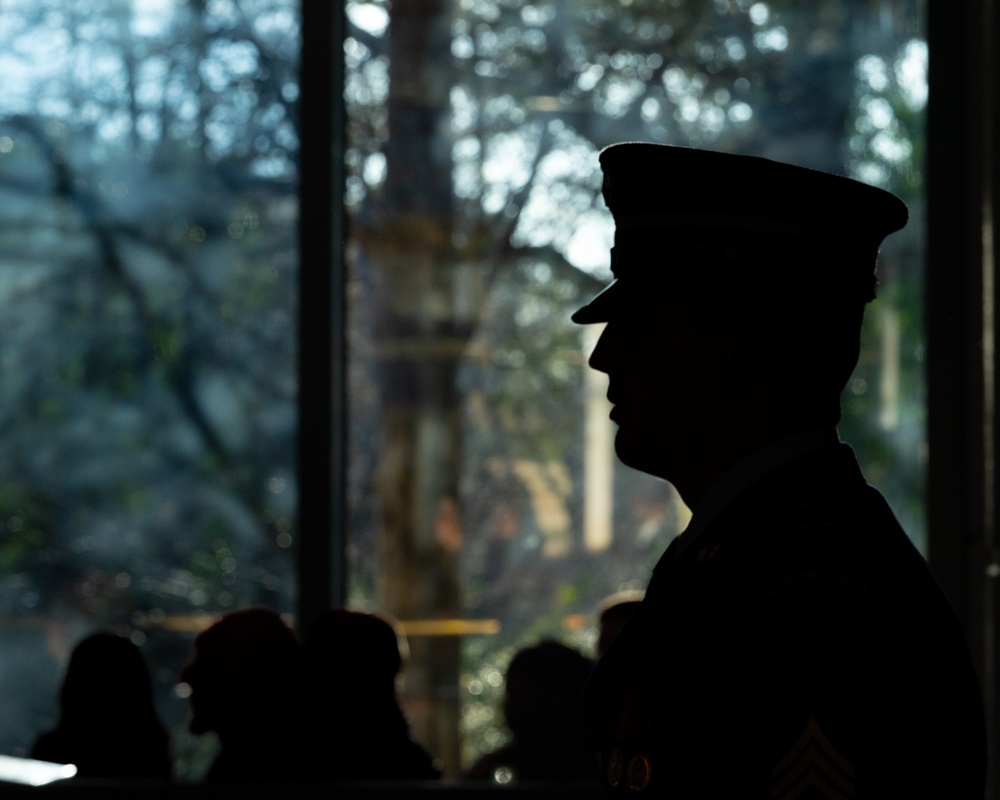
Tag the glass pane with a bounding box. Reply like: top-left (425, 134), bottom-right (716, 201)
top-left (345, 0), bottom-right (926, 778)
top-left (0, 0), bottom-right (299, 777)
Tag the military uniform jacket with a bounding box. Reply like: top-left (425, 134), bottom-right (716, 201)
top-left (584, 443), bottom-right (986, 798)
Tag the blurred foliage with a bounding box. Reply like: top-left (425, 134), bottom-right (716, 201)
top-left (0, 0), bottom-right (299, 757)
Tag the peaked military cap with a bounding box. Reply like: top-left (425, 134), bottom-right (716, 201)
top-left (572, 142), bottom-right (908, 324)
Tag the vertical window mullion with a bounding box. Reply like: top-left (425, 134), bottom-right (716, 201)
top-left (296, 0), bottom-right (347, 634)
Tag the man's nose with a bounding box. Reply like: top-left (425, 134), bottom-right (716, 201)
top-left (587, 324), bottom-right (613, 374)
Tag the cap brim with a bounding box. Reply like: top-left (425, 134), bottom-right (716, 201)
top-left (571, 280), bottom-right (622, 324)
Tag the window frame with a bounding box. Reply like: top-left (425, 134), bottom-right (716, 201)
top-left (925, 0), bottom-right (999, 793)
top-left (297, 0), bottom-right (348, 632)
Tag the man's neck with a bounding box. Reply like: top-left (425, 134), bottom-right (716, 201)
top-left (665, 427), bottom-right (840, 562)
top-left (671, 423), bottom-right (837, 510)
top-left (692, 428), bottom-right (840, 512)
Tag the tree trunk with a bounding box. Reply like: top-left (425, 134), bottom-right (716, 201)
top-left (367, 0), bottom-right (465, 775)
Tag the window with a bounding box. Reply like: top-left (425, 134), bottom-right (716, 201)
top-left (0, 0), bottom-right (299, 776)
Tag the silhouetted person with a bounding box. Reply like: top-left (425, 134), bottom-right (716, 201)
top-left (179, 607), bottom-right (313, 782)
top-left (594, 591), bottom-right (643, 658)
top-left (304, 609), bottom-right (439, 781)
top-left (32, 632), bottom-right (171, 780)
top-left (464, 640), bottom-right (594, 784)
top-left (573, 143), bottom-right (986, 797)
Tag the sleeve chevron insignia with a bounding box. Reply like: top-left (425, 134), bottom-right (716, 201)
top-left (771, 715), bottom-right (856, 799)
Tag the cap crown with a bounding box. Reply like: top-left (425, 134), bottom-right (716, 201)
top-left (601, 142), bottom-right (907, 246)
top-left (572, 143), bottom-right (908, 324)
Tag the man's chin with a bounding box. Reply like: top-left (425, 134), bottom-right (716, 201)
top-left (614, 430), bottom-right (674, 481)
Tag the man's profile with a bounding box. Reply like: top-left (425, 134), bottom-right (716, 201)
top-left (575, 143), bottom-right (986, 797)
top-left (179, 607), bottom-right (313, 782)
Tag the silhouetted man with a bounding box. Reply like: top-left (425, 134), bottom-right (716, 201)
top-left (574, 143), bottom-right (986, 797)
top-left (463, 640), bottom-right (594, 783)
top-left (304, 609), bottom-right (440, 781)
top-left (179, 608), bottom-right (314, 782)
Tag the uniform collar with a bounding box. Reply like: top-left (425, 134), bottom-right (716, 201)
top-left (667, 428), bottom-right (841, 562)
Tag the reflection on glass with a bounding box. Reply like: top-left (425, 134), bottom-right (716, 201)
top-left (0, 755), bottom-right (77, 786)
top-left (0, 0), bottom-right (299, 775)
top-left (345, 0), bottom-right (926, 776)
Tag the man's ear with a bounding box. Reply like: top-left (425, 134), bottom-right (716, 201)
top-left (707, 278), bottom-right (774, 389)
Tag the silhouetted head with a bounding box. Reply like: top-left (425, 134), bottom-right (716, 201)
top-left (304, 608), bottom-right (406, 694)
top-left (33, 632), bottom-right (170, 780)
top-left (502, 640), bottom-right (593, 740)
top-left (59, 632), bottom-right (157, 726)
top-left (302, 610), bottom-right (441, 780)
top-left (573, 143), bottom-right (908, 500)
top-left (595, 590), bottom-right (644, 657)
top-left (179, 607), bottom-right (304, 740)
